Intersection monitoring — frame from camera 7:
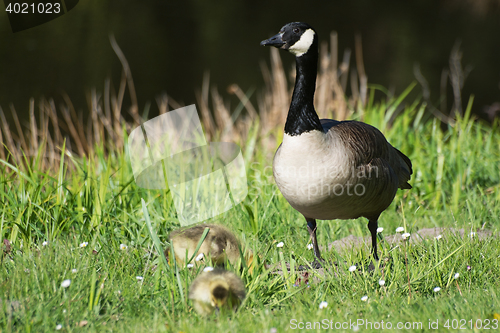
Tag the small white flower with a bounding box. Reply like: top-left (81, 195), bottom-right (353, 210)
top-left (195, 253), bottom-right (204, 261)
top-left (454, 273), bottom-right (459, 279)
top-left (353, 325), bottom-right (360, 332)
top-left (349, 265), bottom-right (357, 272)
top-left (120, 244), bottom-right (128, 250)
top-left (396, 227), bottom-right (404, 233)
top-left (307, 243), bottom-right (314, 250)
top-left (187, 263), bottom-right (194, 268)
top-left (469, 232), bottom-right (476, 238)
top-left (402, 233), bottom-right (411, 240)
top-left (63, 309), bottom-right (66, 313)
top-left (276, 242), bottom-right (284, 248)
top-left (136, 276), bottom-right (143, 281)
top-left (433, 287), bottom-right (441, 292)
top-left (71, 269), bottom-right (77, 273)
top-left (435, 235), bottom-right (442, 240)
top-left (203, 266), bottom-right (214, 272)
top-left (270, 328), bottom-right (277, 333)
top-left (42, 241), bottom-right (48, 246)
top-left (82, 207), bottom-right (86, 212)
top-left (61, 279), bottom-right (71, 288)
top-left (376, 227), bottom-right (384, 233)
top-left (56, 324), bottom-right (62, 330)
top-left (79, 242), bottom-right (88, 248)
top-left (361, 295), bottom-right (368, 301)
top-left (319, 301), bottom-right (328, 309)
top-left (379, 279), bottom-right (385, 286)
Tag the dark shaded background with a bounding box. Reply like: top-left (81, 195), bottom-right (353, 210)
top-left (1, 0), bottom-right (499, 125)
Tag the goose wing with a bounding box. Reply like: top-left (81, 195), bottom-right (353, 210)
top-left (320, 119), bottom-right (412, 190)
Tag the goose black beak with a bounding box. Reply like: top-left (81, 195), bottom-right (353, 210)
top-left (260, 33), bottom-right (285, 48)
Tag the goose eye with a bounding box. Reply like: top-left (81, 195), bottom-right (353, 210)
top-left (293, 28), bottom-right (300, 33)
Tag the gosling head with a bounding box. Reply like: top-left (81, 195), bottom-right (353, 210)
top-left (210, 281), bottom-right (230, 312)
top-left (189, 268), bottom-right (246, 316)
top-left (260, 22), bottom-right (317, 57)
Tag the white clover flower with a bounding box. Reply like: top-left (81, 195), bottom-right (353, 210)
top-left (42, 241), bottom-right (48, 246)
top-left (203, 266), bottom-right (214, 272)
top-left (454, 273), bottom-right (459, 279)
top-left (376, 227), bottom-right (384, 233)
top-left (56, 324), bottom-right (62, 330)
top-left (61, 279), bottom-right (71, 288)
top-left (307, 243), bottom-right (314, 250)
top-left (433, 287), bottom-right (441, 292)
top-left (348, 265), bottom-right (357, 272)
top-left (79, 242), bottom-right (88, 248)
top-left (379, 279), bottom-right (385, 286)
top-left (187, 263), bottom-right (194, 268)
top-left (396, 227), bottom-right (404, 233)
top-left (120, 244), bottom-right (128, 250)
top-left (434, 235), bottom-right (442, 240)
top-left (319, 301), bottom-right (328, 309)
top-left (136, 276), bottom-right (143, 281)
top-left (195, 253), bottom-right (204, 261)
top-left (402, 233), bottom-right (411, 240)
top-left (71, 269), bottom-right (77, 274)
top-left (276, 242), bottom-right (284, 248)
top-left (361, 296), bottom-right (368, 301)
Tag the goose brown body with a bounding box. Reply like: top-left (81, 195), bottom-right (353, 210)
top-left (274, 119), bottom-right (412, 222)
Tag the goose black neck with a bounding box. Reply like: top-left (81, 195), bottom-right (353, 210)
top-left (284, 46), bottom-right (323, 136)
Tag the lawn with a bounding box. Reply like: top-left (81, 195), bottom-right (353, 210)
top-left (1, 49), bottom-right (500, 332)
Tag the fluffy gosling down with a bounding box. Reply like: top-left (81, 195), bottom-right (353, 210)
top-left (261, 22), bottom-right (412, 266)
top-left (189, 268), bottom-right (246, 316)
top-left (165, 223), bottom-right (253, 268)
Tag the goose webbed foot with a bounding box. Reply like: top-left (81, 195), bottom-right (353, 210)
top-left (298, 257), bottom-right (325, 271)
top-left (351, 257), bottom-right (387, 273)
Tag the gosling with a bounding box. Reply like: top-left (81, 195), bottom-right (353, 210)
top-left (188, 268), bottom-right (246, 315)
top-left (165, 223), bottom-right (254, 269)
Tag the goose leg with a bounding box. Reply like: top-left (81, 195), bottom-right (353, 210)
top-left (306, 218), bottom-right (323, 268)
top-left (367, 219), bottom-right (379, 261)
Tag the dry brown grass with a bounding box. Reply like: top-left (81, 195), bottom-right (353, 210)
top-left (0, 31), bottom-right (370, 173)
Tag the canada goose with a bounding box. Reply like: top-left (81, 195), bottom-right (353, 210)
top-left (188, 268), bottom-right (246, 315)
top-left (165, 223), bottom-right (254, 270)
top-left (260, 22), bottom-right (412, 266)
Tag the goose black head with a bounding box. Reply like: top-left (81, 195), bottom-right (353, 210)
top-left (260, 22), bottom-right (317, 57)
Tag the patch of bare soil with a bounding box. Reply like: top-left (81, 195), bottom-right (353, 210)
top-left (328, 227), bottom-right (496, 254)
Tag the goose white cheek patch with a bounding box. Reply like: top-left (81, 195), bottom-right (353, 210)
top-left (289, 29), bottom-right (315, 56)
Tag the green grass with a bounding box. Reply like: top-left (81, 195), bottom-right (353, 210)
top-left (1, 87), bottom-right (500, 332)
